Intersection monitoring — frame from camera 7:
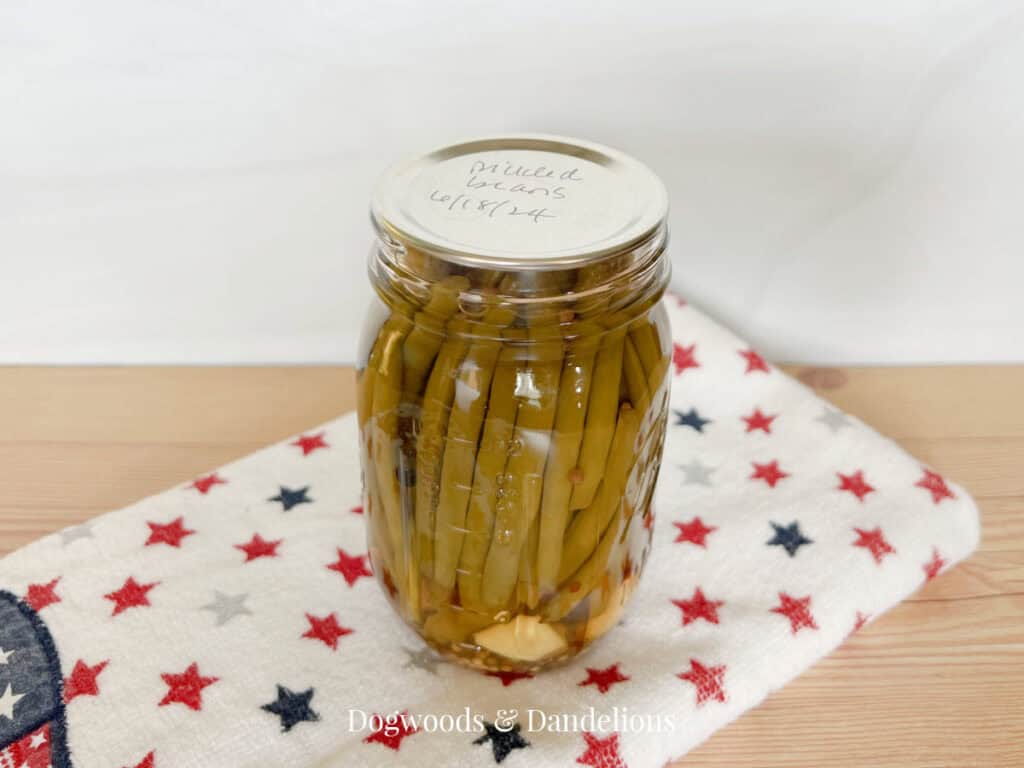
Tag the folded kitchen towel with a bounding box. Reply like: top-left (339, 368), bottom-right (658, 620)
top-left (0, 297), bottom-right (980, 768)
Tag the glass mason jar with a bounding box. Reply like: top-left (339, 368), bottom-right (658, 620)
top-left (357, 135), bottom-right (671, 672)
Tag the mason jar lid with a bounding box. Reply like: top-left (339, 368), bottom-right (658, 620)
top-left (371, 134), bottom-right (668, 271)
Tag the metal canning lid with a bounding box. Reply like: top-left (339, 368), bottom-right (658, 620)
top-left (371, 134), bottom-right (669, 270)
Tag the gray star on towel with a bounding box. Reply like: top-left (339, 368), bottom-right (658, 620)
top-left (402, 646), bottom-right (442, 675)
top-left (201, 590), bottom-right (252, 626)
top-left (816, 406), bottom-right (852, 433)
top-left (60, 522), bottom-right (94, 546)
top-left (678, 458), bottom-right (716, 486)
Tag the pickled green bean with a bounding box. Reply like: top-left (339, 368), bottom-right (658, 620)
top-left (369, 314), bottom-right (414, 598)
top-left (535, 323), bottom-right (601, 595)
top-left (622, 335), bottom-right (649, 412)
top-left (415, 318), bottom-right (471, 581)
top-left (432, 304), bottom-right (516, 591)
top-left (544, 507), bottom-right (625, 622)
top-left (403, 276), bottom-right (470, 397)
top-left (559, 402), bottom-right (640, 581)
top-left (479, 325), bottom-right (563, 610)
top-left (456, 336), bottom-right (524, 611)
top-left (568, 329), bottom-right (625, 510)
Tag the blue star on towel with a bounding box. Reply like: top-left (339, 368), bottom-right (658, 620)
top-left (767, 521), bottom-right (813, 557)
top-left (260, 685), bottom-right (319, 732)
top-left (473, 721), bottom-right (530, 763)
top-left (269, 485), bottom-right (312, 511)
top-left (673, 408), bottom-right (711, 432)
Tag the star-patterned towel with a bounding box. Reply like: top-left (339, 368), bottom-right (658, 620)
top-left (0, 298), bottom-right (979, 768)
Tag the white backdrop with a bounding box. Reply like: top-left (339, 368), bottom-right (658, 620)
top-left (2, 1), bottom-right (1022, 365)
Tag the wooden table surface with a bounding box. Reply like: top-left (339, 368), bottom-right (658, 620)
top-left (1, 365), bottom-right (1021, 767)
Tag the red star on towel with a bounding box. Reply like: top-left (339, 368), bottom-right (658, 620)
top-left (739, 348), bottom-right (770, 374)
top-left (751, 460), bottom-right (789, 488)
top-left (350, 505), bottom-right (364, 515)
top-left (64, 659), bottom-right (108, 703)
top-left (838, 470), bottom-right (875, 501)
top-left (672, 343), bottom-right (699, 375)
top-left (577, 731), bottom-right (627, 768)
top-left (678, 659), bottom-right (727, 706)
top-left (853, 611), bottom-right (871, 632)
top-left (486, 670), bottom-right (534, 687)
top-left (853, 526), bottom-right (896, 564)
top-left (327, 548), bottom-right (372, 587)
top-left (302, 612), bottom-right (353, 650)
top-left (923, 548), bottom-right (947, 581)
top-left (145, 516), bottom-right (195, 548)
top-left (104, 577), bottom-right (159, 616)
top-left (190, 473), bottom-right (226, 494)
top-left (235, 533), bottom-right (282, 562)
top-left (673, 517), bottom-right (717, 547)
top-left (291, 432), bottom-right (329, 456)
top-left (579, 664), bottom-right (630, 694)
top-left (742, 408), bottom-right (777, 434)
top-left (159, 662), bottom-right (218, 711)
top-left (363, 711), bottom-right (418, 751)
top-left (124, 752), bottom-right (155, 768)
top-left (672, 587), bottom-right (724, 627)
top-left (24, 577), bottom-right (61, 612)
top-left (771, 592), bottom-right (818, 634)
top-left (916, 469), bottom-right (955, 504)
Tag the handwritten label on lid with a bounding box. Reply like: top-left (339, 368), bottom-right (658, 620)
top-left (397, 148), bottom-right (643, 259)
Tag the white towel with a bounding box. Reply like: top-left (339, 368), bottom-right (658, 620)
top-left (0, 298), bottom-right (979, 768)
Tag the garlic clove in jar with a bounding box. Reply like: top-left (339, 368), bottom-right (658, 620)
top-left (474, 614), bottom-right (567, 662)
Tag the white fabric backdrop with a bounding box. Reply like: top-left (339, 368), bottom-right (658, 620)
top-left (2, 0), bottom-right (1022, 364)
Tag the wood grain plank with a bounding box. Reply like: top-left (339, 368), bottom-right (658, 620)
top-left (0, 366), bottom-right (355, 443)
top-left (787, 365), bottom-right (1024, 439)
